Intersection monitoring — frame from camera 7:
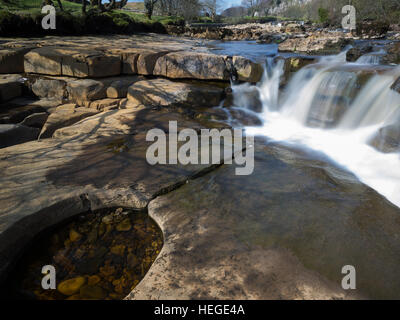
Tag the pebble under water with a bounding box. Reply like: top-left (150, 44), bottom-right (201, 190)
top-left (3, 208), bottom-right (163, 300)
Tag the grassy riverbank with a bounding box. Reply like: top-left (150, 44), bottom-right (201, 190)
top-left (0, 0), bottom-right (183, 36)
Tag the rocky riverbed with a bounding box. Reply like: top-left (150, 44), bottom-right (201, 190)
top-left (0, 33), bottom-right (400, 300)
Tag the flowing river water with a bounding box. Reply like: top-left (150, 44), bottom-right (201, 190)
top-left (212, 41), bottom-right (400, 209)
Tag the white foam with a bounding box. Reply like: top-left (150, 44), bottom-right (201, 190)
top-left (236, 53), bottom-right (400, 208)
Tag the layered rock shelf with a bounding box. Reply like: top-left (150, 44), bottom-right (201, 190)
top-left (0, 35), bottom-right (262, 83)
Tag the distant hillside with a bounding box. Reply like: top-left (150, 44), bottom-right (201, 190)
top-left (221, 6), bottom-right (247, 17)
top-left (123, 1), bottom-right (145, 12)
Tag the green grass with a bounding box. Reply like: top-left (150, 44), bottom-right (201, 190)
top-left (0, 0), bottom-right (183, 25)
top-left (0, 0), bottom-right (81, 15)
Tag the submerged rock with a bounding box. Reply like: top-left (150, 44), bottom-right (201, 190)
top-left (369, 124), bottom-right (400, 153)
top-left (57, 277), bottom-right (86, 296)
top-left (116, 218), bottom-right (131, 232)
top-left (79, 285), bottom-right (106, 300)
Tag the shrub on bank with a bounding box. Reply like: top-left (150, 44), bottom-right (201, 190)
top-left (0, 9), bottom-right (167, 36)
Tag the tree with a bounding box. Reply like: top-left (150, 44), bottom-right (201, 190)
top-left (318, 7), bottom-right (329, 23)
top-left (157, 0), bottom-right (202, 20)
top-left (202, 0), bottom-right (224, 22)
top-left (144, 0), bottom-right (159, 19)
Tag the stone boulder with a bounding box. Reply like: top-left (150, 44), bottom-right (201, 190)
top-left (0, 74), bottom-right (22, 102)
top-left (154, 51), bottom-right (263, 83)
top-left (391, 77), bottom-right (400, 94)
top-left (369, 124), bottom-right (400, 153)
top-left (232, 56), bottom-right (263, 83)
top-left (279, 35), bottom-right (352, 55)
top-left (382, 42), bottom-right (400, 65)
top-left (24, 47), bottom-right (121, 78)
top-left (66, 79), bottom-right (107, 106)
top-left (274, 55), bottom-right (317, 85)
top-left (31, 77), bottom-right (69, 102)
top-left (0, 47), bottom-right (33, 74)
top-left (106, 78), bottom-right (142, 99)
top-left (346, 46), bottom-right (373, 62)
top-left (0, 124), bottom-right (39, 148)
top-left (154, 52), bottom-right (229, 81)
top-left (127, 79), bottom-right (224, 109)
top-left (39, 104), bottom-right (99, 139)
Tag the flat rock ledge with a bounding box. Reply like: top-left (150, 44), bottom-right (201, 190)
top-left (0, 106), bottom-right (239, 285)
top-left (0, 36), bottom-right (263, 83)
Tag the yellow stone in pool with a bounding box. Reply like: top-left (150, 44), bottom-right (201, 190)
top-left (111, 244), bottom-right (126, 256)
top-left (116, 218), bottom-right (131, 232)
top-left (58, 276), bottom-right (86, 296)
top-left (69, 229), bottom-right (81, 242)
top-left (87, 275), bottom-right (101, 286)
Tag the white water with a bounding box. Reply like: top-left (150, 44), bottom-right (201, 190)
top-left (234, 52), bottom-right (400, 207)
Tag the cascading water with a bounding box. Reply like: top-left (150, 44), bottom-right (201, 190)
top-left (234, 50), bottom-right (400, 208)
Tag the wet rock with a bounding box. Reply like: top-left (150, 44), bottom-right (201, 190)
top-left (383, 42), bottom-right (400, 65)
top-left (57, 276), bottom-right (86, 296)
top-left (227, 84), bottom-right (263, 113)
top-left (80, 285), bottom-right (106, 300)
top-left (392, 77), bottom-right (400, 94)
top-left (127, 253), bottom-right (139, 269)
top-left (369, 124), bottom-right (400, 153)
top-left (346, 46), bottom-right (373, 62)
top-left (274, 55), bottom-right (317, 84)
top-left (69, 229), bottom-right (81, 242)
top-left (19, 112), bottom-right (49, 129)
top-left (111, 245), bottom-right (126, 256)
top-left (87, 228), bottom-right (98, 244)
top-left (102, 215), bottom-right (114, 225)
top-left (229, 108), bottom-right (262, 127)
top-left (306, 95), bottom-right (350, 128)
top-left (127, 79), bottom-right (223, 109)
top-left (232, 56), bottom-right (263, 83)
top-left (87, 275), bottom-right (101, 286)
top-left (116, 218), bottom-right (131, 232)
top-left (0, 124), bottom-right (39, 148)
top-left (100, 265), bottom-right (116, 278)
top-left (39, 105), bottom-right (99, 139)
top-left (0, 74), bottom-right (22, 102)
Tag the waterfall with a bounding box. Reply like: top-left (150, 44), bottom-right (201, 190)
top-left (233, 51), bottom-right (400, 208)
